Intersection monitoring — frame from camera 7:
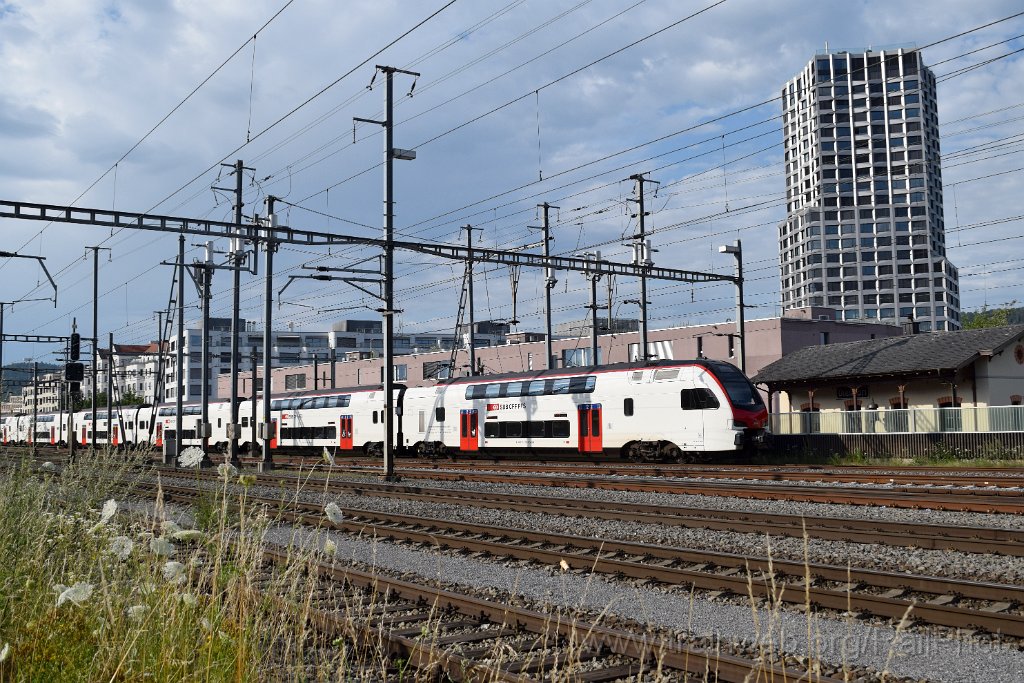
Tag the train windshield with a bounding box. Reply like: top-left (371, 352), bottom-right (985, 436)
top-left (710, 363), bottom-right (764, 409)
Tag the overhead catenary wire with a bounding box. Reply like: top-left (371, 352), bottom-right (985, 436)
top-left (8, 9), bottom-right (1024, 358)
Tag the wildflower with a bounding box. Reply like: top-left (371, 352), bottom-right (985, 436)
top-left (109, 536), bottom-right (134, 560)
top-left (559, 559), bottom-right (570, 571)
top-left (56, 582), bottom-right (94, 608)
top-left (322, 446), bottom-right (335, 467)
top-left (238, 474), bottom-right (257, 487)
top-left (216, 463), bottom-right (238, 480)
top-left (100, 499), bottom-right (118, 523)
top-left (126, 605), bottom-right (147, 621)
top-left (200, 618), bottom-right (213, 632)
top-left (177, 593), bottom-right (197, 607)
top-left (324, 503), bottom-right (344, 525)
top-left (89, 499), bottom-right (118, 533)
top-left (40, 461), bottom-right (57, 472)
top-left (162, 561), bottom-right (186, 585)
top-left (160, 520), bottom-right (182, 534)
top-left (150, 537), bottom-right (176, 557)
top-left (178, 446), bottom-right (205, 468)
top-left (170, 529), bottom-right (204, 543)
top-left (0, 642), bottom-right (9, 663)
top-left (324, 539), bottom-right (338, 556)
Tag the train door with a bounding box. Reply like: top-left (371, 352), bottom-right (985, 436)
top-left (339, 415), bottom-right (353, 450)
top-left (155, 423), bottom-right (163, 448)
top-left (50, 426), bottom-right (56, 445)
top-left (111, 425), bottom-right (119, 447)
top-left (459, 409), bottom-right (479, 452)
top-left (81, 425), bottom-right (87, 446)
top-left (268, 419), bottom-right (278, 450)
top-left (577, 404), bottom-right (603, 454)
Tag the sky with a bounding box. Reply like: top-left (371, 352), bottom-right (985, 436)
top-left (1, 0), bottom-right (1022, 364)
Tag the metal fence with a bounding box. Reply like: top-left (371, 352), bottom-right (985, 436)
top-left (771, 406), bottom-right (1024, 435)
top-left (769, 406), bottom-right (1024, 458)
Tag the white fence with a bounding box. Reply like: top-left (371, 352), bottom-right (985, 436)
top-left (771, 406), bottom-right (1024, 435)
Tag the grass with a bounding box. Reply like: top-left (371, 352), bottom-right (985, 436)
top-left (0, 446), bottom-right (923, 682)
top-left (0, 447), bottom-right (393, 681)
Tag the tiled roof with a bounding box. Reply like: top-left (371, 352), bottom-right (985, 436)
top-left (753, 325), bottom-right (1024, 386)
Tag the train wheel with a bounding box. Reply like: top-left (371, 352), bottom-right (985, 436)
top-left (622, 442), bottom-right (642, 462)
top-left (660, 442), bottom-right (684, 463)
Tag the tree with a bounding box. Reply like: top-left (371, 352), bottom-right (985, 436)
top-left (962, 301), bottom-right (1019, 330)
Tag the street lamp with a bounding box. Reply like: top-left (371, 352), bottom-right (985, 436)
top-left (718, 240), bottom-right (746, 373)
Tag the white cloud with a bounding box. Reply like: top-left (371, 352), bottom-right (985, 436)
top-left (0, 0), bottom-right (1022, 350)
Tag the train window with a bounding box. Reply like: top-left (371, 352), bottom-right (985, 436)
top-left (529, 421), bottom-right (545, 437)
top-left (630, 371), bottom-right (644, 383)
top-left (242, 417), bottom-right (249, 427)
top-left (218, 419), bottom-right (222, 428)
top-left (526, 380), bottom-right (546, 396)
top-left (373, 411), bottom-right (378, 424)
top-left (551, 420), bottom-right (570, 438)
top-left (484, 383), bottom-right (502, 398)
top-left (464, 385), bottom-right (486, 400)
top-left (484, 422), bottom-right (500, 438)
top-left (654, 369), bottom-right (679, 381)
top-left (435, 407), bottom-right (445, 422)
top-left (551, 378), bottom-right (571, 394)
top-left (681, 388), bottom-right (720, 410)
top-left (505, 422), bottom-right (523, 438)
top-left (271, 400), bottom-right (282, 411)
top-left (568, 376), bottom-right (596, 393)
top-left (624, 398), bottom-right (634, 416)
top-left (697, 389), bottom-right (720, 409)
top-left (505, 381), bottom-right (524, 397)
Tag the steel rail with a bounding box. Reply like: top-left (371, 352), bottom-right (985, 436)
top-left (343, 468), bottom-right (1024, 514)
top-left (222, 471), bottom-right (1024, 555)
top-left (156, 483), bottom-right (1024, 639)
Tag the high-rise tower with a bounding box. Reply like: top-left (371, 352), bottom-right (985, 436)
top-left (779, 48), bottom-right (960, 331)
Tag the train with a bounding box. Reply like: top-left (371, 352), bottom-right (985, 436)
top-left (1, 359), bottom-right (768, 461)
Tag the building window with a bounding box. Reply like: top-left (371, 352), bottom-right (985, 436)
top-left (284, 374), bottom-right (306, 390)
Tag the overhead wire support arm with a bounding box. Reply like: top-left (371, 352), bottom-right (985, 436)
top-left (0, 251), bottom-right (58, 306)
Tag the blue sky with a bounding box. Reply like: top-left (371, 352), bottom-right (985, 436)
top-left (1, 0), bottom-right (1022, 362)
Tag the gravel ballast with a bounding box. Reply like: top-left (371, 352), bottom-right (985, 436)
top-left (150, 470), bottom-right (1024, 681)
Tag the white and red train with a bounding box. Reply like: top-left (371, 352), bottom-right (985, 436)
top-left (1, 360), bottom-right (768, 461)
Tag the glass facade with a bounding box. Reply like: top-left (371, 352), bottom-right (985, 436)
top-left (779, 49), bottom-right (960, 331)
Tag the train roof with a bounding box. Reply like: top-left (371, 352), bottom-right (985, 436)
top-left (435, 358), bottom-right (741, 387)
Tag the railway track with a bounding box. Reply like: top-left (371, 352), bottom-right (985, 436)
top-left (152, 479), bottom-right (1024, 639)
top-left (146, 486), bottom-right (829, 681)
top-left (8, 451), bottom-right (1023, 552)
top-left (288, 457), bottom-right (1024, 488)
top-left (267, 549), bottom-right (835, 682)
top-left (246, 472), bottom-right (1024, 556)
top-left (342, 468), bottom-right (1024, 514)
